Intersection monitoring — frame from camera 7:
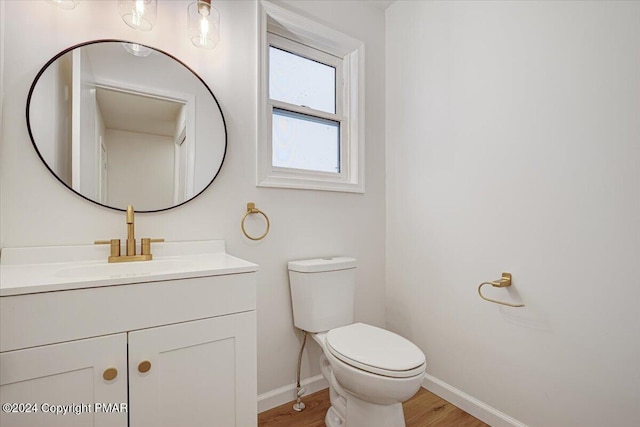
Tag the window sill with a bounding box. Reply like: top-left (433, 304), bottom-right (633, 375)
top-left (257, 174), bottom-right (364, 193)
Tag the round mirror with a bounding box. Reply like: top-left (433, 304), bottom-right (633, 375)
top-left (27, 40), bottom-right (227, 212)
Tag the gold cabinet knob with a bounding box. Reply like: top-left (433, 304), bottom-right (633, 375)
top-left (138, 360), bottom-right (151, 373)
top-left (103, 367), bottom-right (118, 381)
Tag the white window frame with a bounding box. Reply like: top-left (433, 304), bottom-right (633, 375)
top-left (257, 0), bottom-right (365, 193)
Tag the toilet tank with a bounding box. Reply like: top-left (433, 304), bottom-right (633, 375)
top-left (288, 257), bottom-right (357, 333)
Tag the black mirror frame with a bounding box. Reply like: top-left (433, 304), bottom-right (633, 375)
top-left (26, 39), bottom-right (227, 213)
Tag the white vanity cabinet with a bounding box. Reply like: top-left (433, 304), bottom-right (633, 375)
top-left (0, 242), bottom-right (259, 427)
top-left (128, 311), bottom-right (256, 427)
top-left (0, 334), bottom-right (128, 427)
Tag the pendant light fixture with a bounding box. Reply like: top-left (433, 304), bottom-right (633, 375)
top-left (187, 0), bottom-right (220, 49)
top-left (118, 0), bottom-right (157, 31)
top-left (52, 0), bottom-right (220, 51)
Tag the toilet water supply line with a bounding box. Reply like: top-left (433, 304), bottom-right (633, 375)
top-left (293, 330), bottom-right (308, 412)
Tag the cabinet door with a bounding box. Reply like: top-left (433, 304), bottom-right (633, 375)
top-left (0, 334), bottom-right (127, 427)
top-left (129, 311), bottom-right (257, 427)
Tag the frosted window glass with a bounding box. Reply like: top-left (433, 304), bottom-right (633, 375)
top-left (269, 47), bottom-right (336, 114)
top-left (272, 109), bottom-right (340, 173)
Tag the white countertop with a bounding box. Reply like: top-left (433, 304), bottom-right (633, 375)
top-left (0, 240), bottom-right (259, 297)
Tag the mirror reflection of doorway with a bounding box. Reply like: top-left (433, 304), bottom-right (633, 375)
top-left (91, 87), bottom-right (189, 208)
top-left (97, 137), bottom-right (107, 205)
top-left (174, 122), bottom-right (187, 205)
top-left (68, 46), bottom-right (194, 209)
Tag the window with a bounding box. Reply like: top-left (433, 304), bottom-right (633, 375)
top-left (258, 1), bottom-right (365, 193)
top-left (269, 36), bottom-right (342, 174)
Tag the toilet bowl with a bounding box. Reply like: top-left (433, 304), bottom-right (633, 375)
top-left (314, 324), bottom-right (425, 427)
top-left (288, 257), bottom-right (426, 427)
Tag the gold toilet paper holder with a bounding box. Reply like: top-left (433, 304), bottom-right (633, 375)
top-left (478, 273), bottom-right (525, 308)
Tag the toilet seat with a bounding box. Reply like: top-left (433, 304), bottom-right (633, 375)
top-left (326, 323), bottom-right (426, 378)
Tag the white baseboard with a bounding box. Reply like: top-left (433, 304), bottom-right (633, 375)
top-left (258, 374), bottom-right (329, 413)
top-left (259, 372), bottom-right (527, 426)
top-left (423, 374), bottom-right (528, 427)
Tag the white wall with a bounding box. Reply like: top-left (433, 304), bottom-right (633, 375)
top-left (0, 0), bottom-right (386, 400)
top-left (0, 0), bottom-right (4, 248)
top-left (386, 1), bottom-right (640, 426)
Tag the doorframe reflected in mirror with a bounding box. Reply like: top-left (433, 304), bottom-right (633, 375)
top-left (89, 82), bottom-right (196, 208)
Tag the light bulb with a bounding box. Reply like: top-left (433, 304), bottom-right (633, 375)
top-left (200, 16), bottom-right (210, 46)
top-left (188, 0), bottom-right (219, 49)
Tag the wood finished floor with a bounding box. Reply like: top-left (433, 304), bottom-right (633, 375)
top-left (258, 387), bottom-right (489, 427)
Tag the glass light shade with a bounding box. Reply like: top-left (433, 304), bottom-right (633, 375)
top-left (118, 0), bottom-right (157, 31)
top-left (122, 43), bottom-right (153, 57)
top-left (187, 1), bottom-right (220, 49)
top-left (49, 0), bottom-right (79, 10)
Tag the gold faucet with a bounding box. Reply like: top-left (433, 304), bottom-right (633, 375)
top-left (126, 205), bottom-right (135, 256)
top-left (95, 205), bottom-right (164, 263)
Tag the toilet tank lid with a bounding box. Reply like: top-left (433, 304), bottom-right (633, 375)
top-left (288, 257), bottom-right (356, 273)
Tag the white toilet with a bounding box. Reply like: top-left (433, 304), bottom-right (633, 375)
top-left (288, 257), bottom-right (426, 427)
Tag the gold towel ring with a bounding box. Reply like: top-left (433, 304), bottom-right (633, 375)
top-left (478, 273), bottom-right (525, 308)
top-left (241, 202), bottom-right (270, 241)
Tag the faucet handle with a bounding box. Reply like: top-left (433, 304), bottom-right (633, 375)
top-left (95, 239), bottom-right (121, 257)
top-left (141, 238), bottom-right (164, 256)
